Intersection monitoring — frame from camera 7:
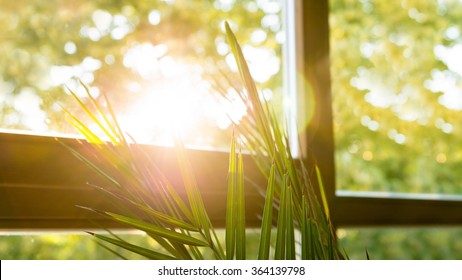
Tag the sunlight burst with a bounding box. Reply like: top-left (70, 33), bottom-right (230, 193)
top-left (118, 46), bottom-right (248, 147)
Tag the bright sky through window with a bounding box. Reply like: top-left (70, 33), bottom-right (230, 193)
top-left (1, 0), bottom-right (285, 149)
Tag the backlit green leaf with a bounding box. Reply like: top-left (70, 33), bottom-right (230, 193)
top-left (105, 212), bottom-right (208, 246)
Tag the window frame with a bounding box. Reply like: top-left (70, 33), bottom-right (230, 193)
top-left (1, 0), bottom-right (462, 231)
top-left (0, 131), bottom-right (267, 230)
top-left (305, 0), bottom-right (462, 227)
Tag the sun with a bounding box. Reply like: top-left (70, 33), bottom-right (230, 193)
top-left (118, 55), bottom-right (247, 147)
top-left (119, 80), bottom-right (205, 146)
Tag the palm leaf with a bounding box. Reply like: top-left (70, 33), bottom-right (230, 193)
top-left (285, 184), bottom-right (295, 259)
top-left (225, 131), bottom-right (246, 260)
top-left (104, 212), bottom-right (208, 246)
top-left (274, 172), bottom-right (288, 260)
top-left (258, 161), bottom-right (276, 260)
top-left (224, 21), bottom-right (344, 260)
top-left (235, 150), bottom-right (246, 259)
top-left (87, 232), bottom-right (176, 260)
top-left (316, 165), bottom-right (330, 221)
top-left (62, 21), bottom-right (344, 261)
top-left (225, 130), bottom-right (237, 259)
top-left (174, 138), bottom-right (225, 259)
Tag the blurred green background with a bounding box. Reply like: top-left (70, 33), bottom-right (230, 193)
top-left (2, 227), bottom-right (462, 259)
top-left (331, 0), bottom-right (462, 195)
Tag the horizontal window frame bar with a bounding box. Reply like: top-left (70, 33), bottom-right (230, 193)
top-left (331, 195), bottom-right (462, 227)
top-left (0, 132), bottom-right (266, 230)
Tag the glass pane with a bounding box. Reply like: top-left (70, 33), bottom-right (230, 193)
top-left (330, 0), bottom-right (462, 195)
top-left (0, 0), bottom-right (285, 149)
top-left (338, 227), bottom-right (462, 259)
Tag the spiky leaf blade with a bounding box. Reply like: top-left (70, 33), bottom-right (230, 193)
top-left (258, 161), bottom-right (276, 260)
top-left (88, 232), bottom-right (176, 260)
top-left (226, 131), bottom-right (237, 260)
top-left (105, 212), bottom-right (208, 246)
top-left (235, 150), bottom-right (246, 260)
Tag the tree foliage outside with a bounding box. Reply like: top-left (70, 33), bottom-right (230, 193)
top-left (330, 0), bottom-right (462, 195)
top-left (0, 233), bottom-right (150, 260)
top-left (337, 227), bottom-right (462, 260)
top-left (0, 0), bottom-right (283, 148)
top-left (329, 0), bottom-right (462, 259)
top-left (1, 0), bottom-right (462, 259)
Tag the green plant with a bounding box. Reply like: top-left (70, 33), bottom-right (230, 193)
top-left (62, 22), bottom-right (344, 260)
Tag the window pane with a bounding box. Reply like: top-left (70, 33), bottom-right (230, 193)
top-left (330, 0), bottom-right (462, 195)
top-left (338, 227), bottom-right (462, 259)
top-left (0, 0), bottom-right (285, 149)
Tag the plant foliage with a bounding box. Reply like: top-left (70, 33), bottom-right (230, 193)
top-left (62, 23), bottom-right (344, 260)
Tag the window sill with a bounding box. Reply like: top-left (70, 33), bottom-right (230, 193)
top-left (0, 132), bottom-right (266, 230)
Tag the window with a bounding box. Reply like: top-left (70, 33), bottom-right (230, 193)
top-left (0, 0), bottom-right (285, 149)
top-left (332, 0), bottom-right (462, 196)
top-left (2, 0), bottom-right (461, 259)
top-left (0, 0), bottom-right (294, 230)
top-left (328, 0), bottom-right (462, 227)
